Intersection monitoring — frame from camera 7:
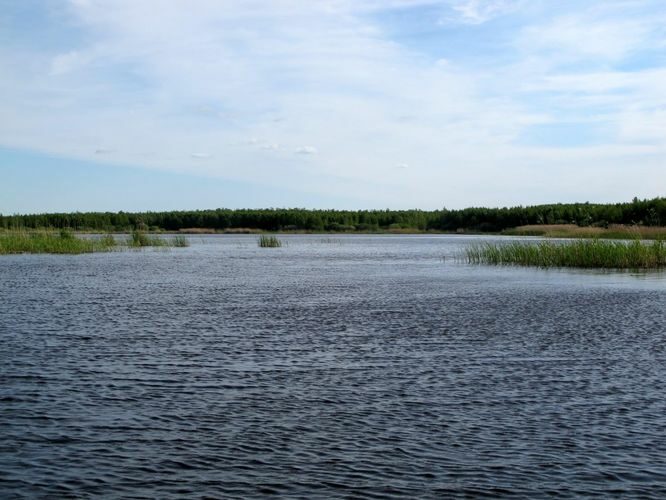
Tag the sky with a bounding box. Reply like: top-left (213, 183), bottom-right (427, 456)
top-left (1, 0), bottom-right (665, 213)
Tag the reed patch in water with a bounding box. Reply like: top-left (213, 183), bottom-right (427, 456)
top-left (0, 230), bottom-right (117, 254)
top-left (464, 239), bottom-right (666, 269)
top-left (258, 235), bottom-right (282, 247)
top-left (127, 230), bottom-right (165, 247)
top-left (171, 235), bottom-right (190, 247)
top-left (126, 231), bottom-right (189, 248)
top-left (0, 230), bottom-right (189, 254)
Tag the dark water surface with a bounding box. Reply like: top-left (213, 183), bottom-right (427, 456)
top-left (2, 235), bottom-right (666, 498)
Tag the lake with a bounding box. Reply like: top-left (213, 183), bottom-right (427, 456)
top-left (2, 234), bottom-right (666, 498)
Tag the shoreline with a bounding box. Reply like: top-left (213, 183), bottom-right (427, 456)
top-left (2, 224), bottom-right (666, 239)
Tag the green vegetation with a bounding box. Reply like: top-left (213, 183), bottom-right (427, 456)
top-left (0, 230), bottom-right (117, 254)
top-left (172, 235), bottom-right (190, 247)
top-left (2, 197), bottom-right (665, 235)
top-left (464, 239), bottom-right (666, 269)
top-left (127, 231), bottom-right (190, 248)
top-left (127, 230), bottom-right (166, 247)
top-left (0, 230), bottom-right (188, 254)
top-left (258, 235), bottom-right (282, 247)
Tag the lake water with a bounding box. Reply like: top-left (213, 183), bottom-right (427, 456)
top-left (2, 235), bottom-right (666, 498)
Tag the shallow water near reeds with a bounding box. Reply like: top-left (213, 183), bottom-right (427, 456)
top-left (2, 235), bottom-right (666, 498)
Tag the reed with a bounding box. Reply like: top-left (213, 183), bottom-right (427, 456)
top-left (171, 235), bottom-right (190, 247)
top-left (503, 224), bottom-right (666, 240)
top-left (258, 235), bottom-right (282, 248)
top-left (0, 230), bottom-right (117, 254)
top-left (464, 239), bottom-right (666, 269)
top-left (126, 231), bottom-right (189, 248)
top-left (127, 230), bottom-right (166, 247)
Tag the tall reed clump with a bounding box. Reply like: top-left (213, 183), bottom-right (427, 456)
top-left (0, 230), bottom-right (117, 254)
top-left (126, 230), bottom-right (189, 248)
top-left (127, 230), bottom-right (163, 247)
top-left (171, 235), bottom-right (190, 247)
top-left (464, 239), bottom-right (666, 269)
top-left (258, 235), bottom-right (282, 248)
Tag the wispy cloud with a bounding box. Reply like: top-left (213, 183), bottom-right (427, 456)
top-left (50, 50), bottom-right (92, 75)
top-left (518, 15), bottom-right (652, 63)
top-left (294, 146), bottom-right (318, 155)
top-left (0, 0), bottom-right (665, 208)
top-left (447, 0), bottom-right (522, 25)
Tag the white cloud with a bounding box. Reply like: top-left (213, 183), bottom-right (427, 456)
top-left (244, 138), bottom-right (280, 151)
top-left (294, 146), bottom-right (318, 155)
top-left (445, 0), bottom-right (522, 25)
top-left (519, 15), bottom-right (650, 62)
top-left (50, 50), bottom-right (92, 75)
top-left (618, 108), bottom-right (666, 143)
top-left (68, 0), bottom-right (91, 7)
top-left (1, 1), bottom-right (665, 208)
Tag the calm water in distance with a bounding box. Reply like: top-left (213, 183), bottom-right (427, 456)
top-left (2, 235), bottom-right (666, 498)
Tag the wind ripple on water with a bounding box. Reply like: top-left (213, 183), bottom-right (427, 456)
top-left (1, 236), bottom-right (666, 498)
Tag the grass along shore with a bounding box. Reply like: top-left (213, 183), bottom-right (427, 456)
top-left (465, 239), bottom-right (666, 269)
top-left (0, 230), bottom-right (189, 254)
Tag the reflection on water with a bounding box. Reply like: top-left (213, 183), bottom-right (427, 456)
top-left (1, 235), bottom-right (666, 498)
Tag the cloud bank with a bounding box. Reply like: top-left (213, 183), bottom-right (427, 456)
top-left (0, 0), bottom-right (665, 208)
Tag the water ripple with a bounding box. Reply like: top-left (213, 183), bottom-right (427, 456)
top-left (1, 236), bottom-right (666, 498)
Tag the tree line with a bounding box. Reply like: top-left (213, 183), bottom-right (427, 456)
top-left (1, 197), bottom-right (664, 232)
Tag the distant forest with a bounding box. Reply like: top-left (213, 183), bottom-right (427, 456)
top-left (1, 197), bottom-right (664, 233)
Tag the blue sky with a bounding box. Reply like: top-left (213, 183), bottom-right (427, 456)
top-left (1, 0), bottom-right (665, 213)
